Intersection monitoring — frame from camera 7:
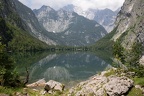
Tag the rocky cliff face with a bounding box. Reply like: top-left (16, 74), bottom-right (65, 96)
top-left (12, 0), bottom-right (57, 45)
top-left (0, 0), bottom-right (57, 46)
top-left (0, 0), bottom-right (55, 51)
top-left (0, 0), bottom-right (27, 30)
top-left (93, 8), bottom-right (119, 33)
top-left (34, 6), bottom-right (107, 46)
top-left (62, 4), bottom-right (119, 32)
top-left (94, 0), bottom-right (144, 65)
top-left (112, 0), bottom-right (144, 49)
top-left (34, 5), bottom-right (73, 33)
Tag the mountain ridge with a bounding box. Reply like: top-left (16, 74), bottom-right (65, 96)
top-left (0, 0), bottom-right (57, 51)
top-left (62, 4), bottom-right (120, 32)
top-left (94, 0), bottom-right (144, 66)
top-left (33, 5), bottom-right (107, 46)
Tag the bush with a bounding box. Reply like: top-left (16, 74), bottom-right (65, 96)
top-left (0, 41), bottom-right (22, 87)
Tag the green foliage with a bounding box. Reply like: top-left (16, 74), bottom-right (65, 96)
top-left (7, 23), bottom-right (49, 51)
top-left (0, 53), bottom-right (22, 87)
top-left (88, 92), bottom-right (95, 96)
top-left (0, 17), bottom-right (49, 52)
top-left (104, 68), bottom-right (125, 77)
top-left (129, 66), bottom-right (144, 77)
top-left (0, 86), bottom-right (23, 95)
top-left (113, 41), bottom-right (125, 63)
top-left (93, 50), bottom-right (113, 64)
top-left (129, 42), bottom-right (142, 65)
top-left (93, 26), bottom-right (118, 50)
top-left (0, 86), bottom-right (61, 96)
top-left (0, 37), bottom-right (22, 87)
top-left (127, 87), bottom-right (143, 96)
top-left (104, 69), bottom-right (116, 77)
top-left (0, 18), bottom-right (13, 46)
top-left (112, 41), bottom-right (144, 77)
top-left (133, 77), bottom-right (144, 86)
top-left (123, 42), bottom-right (143, 77)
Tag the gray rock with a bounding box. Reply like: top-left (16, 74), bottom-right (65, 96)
top-left (139, 55), bottom-right (144, 66)
top-left (135, 85), bottom-right (144, 92)
top-left (26, 78), bottom-right (46, 87)
top-left (45, 80), bottom-right (65, 92)
top-left (68, 69), bottom-right (134, 96)
top-left (104, 76), bottom-right (133, 96)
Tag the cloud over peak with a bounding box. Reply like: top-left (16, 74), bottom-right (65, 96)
top-left (19, 0), bottom-right (125, 11)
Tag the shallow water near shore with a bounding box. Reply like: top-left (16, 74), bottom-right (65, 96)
top-left (13, 51), bottom-right (113, 88)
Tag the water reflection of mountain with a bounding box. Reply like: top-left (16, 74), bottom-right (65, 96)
top-left (29, 52), bottom-right (112, 85)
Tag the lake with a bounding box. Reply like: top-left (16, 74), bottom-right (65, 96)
top-left (13, 51), bottom-right (113, 88)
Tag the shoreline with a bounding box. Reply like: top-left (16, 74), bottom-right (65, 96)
top-left (0, 68), bottom-right (144, 96)
top-left (25, 68), bottom-right (144, 96)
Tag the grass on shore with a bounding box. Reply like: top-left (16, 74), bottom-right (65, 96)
top-left (0, 86), bottom-right (62, 96)
top-left (133, 77), bottom-right (144, 86)
top-left (127, 87), bottom-right (143, 96)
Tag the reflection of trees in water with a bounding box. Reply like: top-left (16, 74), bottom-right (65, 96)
top-left (29, 54), bottom-right (57, 82)
top-left (27, 52), bottom-right (112, 84)
top-left (37, 54), bottom-right (57, 66)
top-left (44, 66), bottom-right (71, 82)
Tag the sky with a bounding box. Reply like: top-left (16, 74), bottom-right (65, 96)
top-left (18, 0), bottom-right (125, 11)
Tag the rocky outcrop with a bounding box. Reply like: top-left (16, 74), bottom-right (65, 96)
top-left (45, 80), bottom-right (65, 92)
top-left (26, 79), bottom-right (46, 87)
top-left (104, 76), bottom-right (133, 96)
top-left (26, 79), bottom-right (65, 95)
top-left (68, 69), bottom-right (134, 96)
top-left (139, 55), bottom-right (144, 66)
top-left (135, 85), bottom-right (144, 92)
top-left (112, 0), bottom-right (144, 49)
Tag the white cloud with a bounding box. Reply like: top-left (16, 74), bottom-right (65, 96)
top-left (72, 0), bottom-right (125, 11)
top-left (18, 0), bottom-right (125, 11)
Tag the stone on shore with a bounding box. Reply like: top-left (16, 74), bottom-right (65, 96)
top-left (26, 78), bottom-right (46, 87)
top-left (45, 80), bottom-right (65, 92)
top-left (68, 70), bottom-right (134, 96)
top-left (139, 55), bottom-right (144, 66)
top-left (26, 79), bottom-right (65, 95)
top-left (104, 76), bottom-right (133, 96)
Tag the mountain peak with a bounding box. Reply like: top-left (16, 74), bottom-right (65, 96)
top-left (34, 5), bottom-right (107, 46)
top-left (61, 4), bottom-right (75, 12)
top-left (61, 4), bottom-right (119, 32)
top-left (39, 5), bottom-right (55, 12)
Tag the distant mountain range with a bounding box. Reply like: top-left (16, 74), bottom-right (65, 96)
top-left (33, 5), bottom-right (107, 46)
top-left (62, 4), bottom-right (120, 32)
top-left (0, 0), bottom-right (121, 50)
